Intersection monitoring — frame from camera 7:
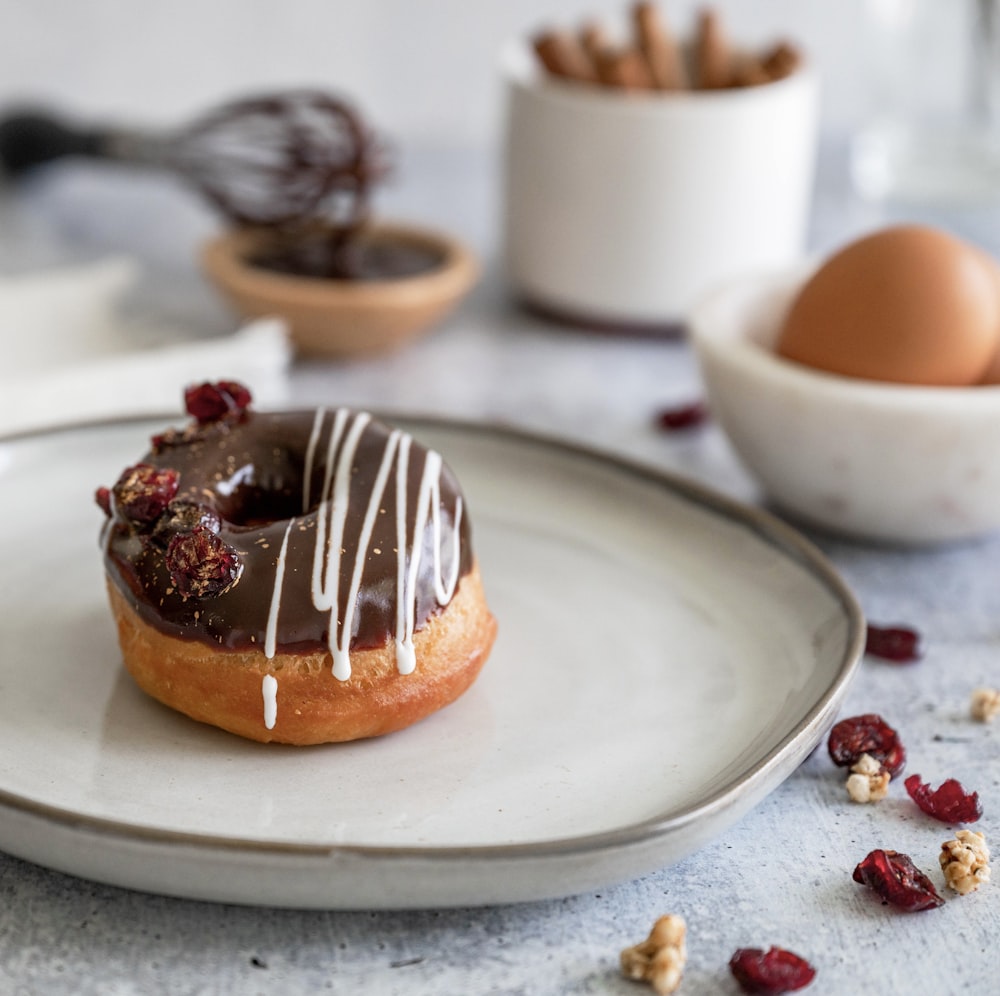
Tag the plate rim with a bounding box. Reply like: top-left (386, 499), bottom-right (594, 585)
top-left (0, 412), bottom-right (865, 878)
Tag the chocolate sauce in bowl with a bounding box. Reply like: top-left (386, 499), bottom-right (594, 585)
top-left (102, 409), bottom-right (473, 679)
top-left (248, 231), bottom-right (446, 281)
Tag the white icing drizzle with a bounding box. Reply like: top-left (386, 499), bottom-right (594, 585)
top-left (261, 674), bottom-right (278, 730)
top-left (100, 516), bottom-right (113, 553)
top-left (267, 407), bottom-right (463, 683)
top-left (313, 411), bottom-right (371, 680)
top-left (395, 446), bottom-right (462, 675)
top-left (394, 434), bottom-right (414, 674)
top-left (302, 406), bottom-right (326, 514)
top-left (264, 519), bottom-right (294, 660)
top-left (100, 489), bottom-right (119, 552)
top-left (309, 407), bottom-right (352, 611)
top-left (334, 428), bottom-right (402, 680)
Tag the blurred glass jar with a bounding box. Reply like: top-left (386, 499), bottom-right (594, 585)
top-left (851, 0), bottom-right (1000, 203)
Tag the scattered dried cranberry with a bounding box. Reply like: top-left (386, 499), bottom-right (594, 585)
top-left (827, 714), bottom-right (906, 778)
top-left (904, 774), bottom-right (982, 824)
top-left (852, 849), bottom-right (943, 911)
top-left (94, 486), bottom-right (112, 517)
top-left (654, 400), bottom-right (709, 431)
top-left (152, 499), bottom-right (222, 546)
top-left (865, 624), bottom-right (922, 663)
top-left (185, 380), bottom-right (252, 423)
top-left (112, 463), bottom-right (180, 525)
top-left (165, 526), bottom-right (241, 598)
top-left (729, 947), bottom-right (816, 994)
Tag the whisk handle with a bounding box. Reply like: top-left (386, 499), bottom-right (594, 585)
top-left (0, 110), bottom-right (159, 177)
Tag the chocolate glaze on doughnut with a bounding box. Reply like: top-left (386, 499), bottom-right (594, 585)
top-left (102, 407), bottom-right (472, 681)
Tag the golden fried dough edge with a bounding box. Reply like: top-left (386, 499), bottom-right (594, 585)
top-left (105, 562), bottom-right (497, 745)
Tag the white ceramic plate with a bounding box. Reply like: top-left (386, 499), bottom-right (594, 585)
top-left (0, 416), bottom-right (863, 909)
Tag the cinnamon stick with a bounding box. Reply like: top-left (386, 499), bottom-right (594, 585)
top-left (533, 31), bottom-right (599, 82)
top-left (730, 54), bottom-right (770, 88)
top-left (594, 47), bottom-right (655, 90)
top-left (633, 1), bottom-right (688, 90)
top-left (580, 21), bottom-right (612, 64)
top-left (761, 40), bottom-right (803, 81)
top-left (694, 8), bottom-right (732, 89)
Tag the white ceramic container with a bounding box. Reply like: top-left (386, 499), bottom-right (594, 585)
top-left (690, 268), bottom-right (1000, 545)
top-left (500, 40), bottom-right (819, 331)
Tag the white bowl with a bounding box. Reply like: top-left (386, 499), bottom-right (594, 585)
top-left (500, 39), bottom-right (819, 330)
top-left (689, 268), bottom-right (1000, 544)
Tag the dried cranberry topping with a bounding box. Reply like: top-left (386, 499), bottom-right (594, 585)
top-left (112, 463), bottom-right (180, 525)
top-left (827, 714), bottom-right (906, 778)
top-left (852, 849), bottom-right (943, 911)
top-left (904, 774), bottom-right (982, 824)
top-left (165, 526), bottom-right (242, 598)
top-left (654, 400), bottom-right (709, 431)
top-left (150, 425), bottom-right (198, 453)
top-left (184, 380), bottom-right (253, 423)
top-left (865, 624), bottom-right (922, 663)
top-left (95, 486), bottom-right (112, 517)
top-left (728, 947), bottom-right (816, 994)
top-left (152, 499), bottom-right (222, 546)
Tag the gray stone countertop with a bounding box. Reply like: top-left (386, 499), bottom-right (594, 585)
top-left (1, 141), bottom-right (999, 995)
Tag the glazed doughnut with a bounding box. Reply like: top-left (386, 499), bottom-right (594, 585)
top-left (95, 381), bottom-right (497, 745)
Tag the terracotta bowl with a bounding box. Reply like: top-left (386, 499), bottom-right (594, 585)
top-left (200, 222), bottom-right (479, 358)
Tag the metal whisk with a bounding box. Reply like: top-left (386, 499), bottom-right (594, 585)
top-left (0, 89), bottom-right (384, 231)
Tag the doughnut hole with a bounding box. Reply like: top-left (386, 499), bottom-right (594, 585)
top-left (208, 454), bottom-right (305, 528)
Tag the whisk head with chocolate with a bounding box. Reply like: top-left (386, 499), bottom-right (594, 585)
top-left (170, 89), bottom-right (386, 232)
top-left (0, 87), bottom-right (393, 280)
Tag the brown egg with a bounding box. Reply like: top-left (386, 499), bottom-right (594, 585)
top-left (974, 247), bottom-right (1000, 384)
top-left (775, 225), bottom-right (1000, 386)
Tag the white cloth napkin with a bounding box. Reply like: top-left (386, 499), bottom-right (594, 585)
top-left (0, 257), bottom-right (292, 435)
